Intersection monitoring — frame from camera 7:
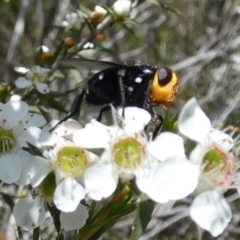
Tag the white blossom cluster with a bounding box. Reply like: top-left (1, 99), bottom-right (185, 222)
top-left (1, 95), bottom-right (239, 237)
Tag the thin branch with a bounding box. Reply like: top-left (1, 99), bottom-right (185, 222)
top-left (4, 0), bottom-right (31, 84)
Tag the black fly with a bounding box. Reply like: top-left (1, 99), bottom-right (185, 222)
top-left (52, 58), bottom-right (180, 137)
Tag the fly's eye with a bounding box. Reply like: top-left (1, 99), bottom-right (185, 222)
top-left (158, 67), bottom-right (173, 86)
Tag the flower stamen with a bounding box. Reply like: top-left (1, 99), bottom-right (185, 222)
top-left (0, 129), bottom-right (16, 154)
top-left (56, 146), bottom-right (89, 177)
top-left (113, 137), bottom-right (144, 170)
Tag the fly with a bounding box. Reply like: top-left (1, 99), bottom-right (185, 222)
top-left (52, 58), bottom-right (180, 136)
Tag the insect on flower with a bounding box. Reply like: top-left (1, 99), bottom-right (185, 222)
top-left (53, 58), bottom-right (180, 135)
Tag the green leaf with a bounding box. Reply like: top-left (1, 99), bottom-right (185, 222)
top-left (33, 227), bottom-right (40, 240)
top-left (161, 111), bottom-right (178, 133)
top-left (52, 41), bottom-right (65, 63)
top-left (147, 0), bottom-right (160, 6)
top-left (47, 203), bottom-right (61, 233)
top-left (24, 142), bottom-right (42, 156)
top-left (131, 200), bottom-right (155, 240)
top-left (55, 232), bottom-right (65, 240)
top-left (70, 69), bottom-right (83, 84)
top-left (28, 105), bottom-right (40, 113)
top-left (38, 106), bottom-right (52, 123)
top-left (52, 70), bottom-right (65, 79)
top-left (0, 192), bottom-right (14, 210)
top-left (88, 202), bottom-right (136, 240)
top-left (48, 98), bottom-right (68, 113)
top-left (160, 3), bottom-right (186, 17)
top-left (77, 186), bottom-right (137, 240)
top-left (88, 201), bottom-right (97, 221)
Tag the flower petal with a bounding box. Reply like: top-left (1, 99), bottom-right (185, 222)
top-left (135, 168), bottom-right (155, 195)
top-left (14, 66), bottom-right (29, 74)
top-left (2, 101), bottom-right (29, 128)
top-left (148, 132), bottom-right (185, 161)
top-left (190, 190), bottom-right (231, 237)
top-left (23, 113), bottom-right (46, 127)
top-left (29, 156), bottom-right (52, 187)
top-left (62, 119), bottom-right (83, 133)
top-left (206, 129), bottom-right (234, 151)
top-left (54, 178), bottom-right (85, 212)
top-left (35, 82), bottom-right (49, 94)
top-left (15, 150), bottom-right (33, 185)
top-left (15, 77), bottom-right (31, 88)
top-left (19, 127), bottom-right (42, 148)
top-left (38, 120), bottom-right (60, 146)
top-left (190, 144), bottom-right (207, 164)
top-left (0, 153), bottom-right (21, 184)
top-left (60, 203), bottom-right (88, 231)
top-left (84, 163), bottom-right (118, 201)
top-left (118, 107), bottom-right (151, 134)
top-left (138, 157), bottom-right (200, 203)
top-left (13, 196), bottom-right (45, 231)
top-left (190, 128), bottom-right (234, 165)
top-left (73, 120), bottom-right (110, 148)
top-left (113, 0), bottom-right (131, 17)
top-left (178, 98), bottom-right (211, 145)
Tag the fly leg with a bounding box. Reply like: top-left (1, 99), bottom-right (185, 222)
top-left (50, 89), bottom-right (86, 132)
top-left (96, 105), bottom-right (111, 122)
top-left (118, 75), bottom-right (126, 118)
top-left (152, 114), bottom-right (163, 140)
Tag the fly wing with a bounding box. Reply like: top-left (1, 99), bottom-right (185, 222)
top-left (60, 58), bottom-right (126, 71)
top-left (60, 58), bottom-right (129, 90)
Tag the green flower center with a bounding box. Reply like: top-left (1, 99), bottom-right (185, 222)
top-left (39, 171), bottom-right (56, 198)
top-left (202, 148), bottom-right (232, 187)
top-left (33, 73), bottom-right (46, 83)
top-left (113, 137), bottom-right (143, 169)
top-left (57, 146), bottom-right (88, 177)
top-left (0, 128), bottom-right (16, 154)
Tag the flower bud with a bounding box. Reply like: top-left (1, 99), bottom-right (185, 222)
top-left (88, 11), bottom-right (101, 23)
top-left (96, 33), bottom-right (105, 40)
top-left (95, 5), bottom-right (107, 16)
top-left (40, 51), bottom-right (53, 63)
top-left (113, 0), bottom-right (131, 18)
top-left (64, 37), bottom-right (76, 48)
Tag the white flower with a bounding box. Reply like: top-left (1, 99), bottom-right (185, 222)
top-left (15, 66), bottom-right (50, 94)
top-left (13, 188), bottom-right (88, 231)
top-left (61, 12), bottom-right (82, 31)
top-left (14, 66), bottom-right (29, 74)
top-left (29, 119), bottom-right (99, 212)
top-left (13, 195), bottom-right (46, 231)
top-left (113, 0), bottom-right (131, 17)
top-left (136, 129), bottom-right (200, 203)
top-left (190, 190), bottom-right (231, 237)
top-left (136, 156), bottom-right (200, 203)
top-left (179, 98), bottom-right (236, 191)
top-left (72, 107), bottom-right (151, 199)
top-left (73, 106), bottom-right (198, 202)
top-left (79, 42), bottom-right (95, 59)
top-left (178, 98), bottom-right (236, 236)
top-left (36, 45), bottom-right (50, 53)
top-left (10, 94), bottom-right (21, 101)
top-left (0, 100), bottom-right (45, 184)
top-left (60, 203), bottom-right (88, 231)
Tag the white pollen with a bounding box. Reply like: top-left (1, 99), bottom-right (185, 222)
top-left (143, 69), bottom-right (152, 74)
top-left (128, 87), bottom-right (133, 92)
top-left (135, 77), bottom-right (142, 83)
top-left (118, 69), bottom-right (126, 76)
top-left (99, 73), bottom-right (104, 80)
